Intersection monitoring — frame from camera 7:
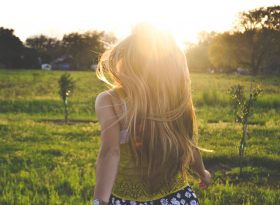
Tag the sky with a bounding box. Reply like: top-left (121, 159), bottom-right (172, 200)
top-left (0, 0), bottom-right (279, 44)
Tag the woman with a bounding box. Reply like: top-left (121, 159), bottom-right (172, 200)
top-left (93, 24), bottom-right (211, 205)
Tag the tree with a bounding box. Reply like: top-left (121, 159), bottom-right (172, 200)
top-left (186, 32), bottom-right (217, 72)
top-left (25, 35), bottom-right (62, 64)
top-left (20, 47), bottom-right (40, 68)
top-left (235, 6), bottom-right (280, 74)
top-left (208, 32), bottom-right (240, 72)
top-left (208, 31), bottom-right (259, 73)
top-left (58, 73), bottom-right (75, 124)
top-left (208, 6), bottom-right (280, 74)
top-left (229, 84), bottom-right (262, 176)
top-left (236, 6), bottom-right (280, 32)
top-left (81, 31), bottom-right (107, 66)
top-left (62, 31), bottom-right (106, 69)
top-left (0, 27), bottom-right (24, 68)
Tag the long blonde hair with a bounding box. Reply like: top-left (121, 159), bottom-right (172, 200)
top-left (97, 24), bottom-right (198, 192)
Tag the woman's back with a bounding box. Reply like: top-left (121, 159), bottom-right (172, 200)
top-left (107, 90), bottom-right (189, 201)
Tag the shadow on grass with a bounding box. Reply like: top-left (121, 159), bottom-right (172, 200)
top-left (249, 127), bottom-right (280, 138)
top-left (205, 155), bottom-right (280, 171)
top-left (204, 155), bottom-right (280, 188)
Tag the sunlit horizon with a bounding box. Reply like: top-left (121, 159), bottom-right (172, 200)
top-left (0, 0), bottom-right (279, 46)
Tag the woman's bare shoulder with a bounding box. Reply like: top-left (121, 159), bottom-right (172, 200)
top-left (95, 89), bottom-right (123, 111)
top-left (95, 89), bottom-right (125, 129)
top-left (96, 89), bottom-right (120, 102)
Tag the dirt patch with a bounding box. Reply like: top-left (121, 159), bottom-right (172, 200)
top-left (38, 119), bottom-right (98, 125)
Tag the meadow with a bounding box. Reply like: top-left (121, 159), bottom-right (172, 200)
top-left (0, 69), bottom-right (279, 205)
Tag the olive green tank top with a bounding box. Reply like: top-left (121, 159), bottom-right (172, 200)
top-left (111, 92), bottom-right (189, 201)
top-left (111, 143), bottom-right (189, 201)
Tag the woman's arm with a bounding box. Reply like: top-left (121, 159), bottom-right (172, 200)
top-left (93, 91), bottom-right (121, 203)
top-left (191, 147), bottom-right (211, 188)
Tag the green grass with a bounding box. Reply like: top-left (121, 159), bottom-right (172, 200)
top-left (0, 69), bottom-right (279, 204)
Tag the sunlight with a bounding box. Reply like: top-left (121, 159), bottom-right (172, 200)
top-left (125, 0), bottom-right (201, 48)
top-left (1, 0), bottom-right (279, 46)
top-left (132, 20), bottom-right (197, 49)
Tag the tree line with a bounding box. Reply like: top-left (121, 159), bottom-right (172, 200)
top-left (0, 28), bottom-right (116, 70)
top-left (0, 6), bottom-right (279, 74)
top-left (187, 5), bottom-right (280, 75)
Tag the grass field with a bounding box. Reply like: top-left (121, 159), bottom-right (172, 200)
top-left (0, 69), bottom-right (279, 205)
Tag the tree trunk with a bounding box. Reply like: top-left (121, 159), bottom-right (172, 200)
top-left (239, 123), bottom-right (248, 176)
top-left (239, 82), bottom-right (253, 176)
top-left (64, 100), bottom-right (68, 124)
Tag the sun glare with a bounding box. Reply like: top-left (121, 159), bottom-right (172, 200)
top-left (133, 20), bottom-right (196, 49)
top-left (1, 0), bottom-right (279, 47)
top-left (124, 1), bottom-right (200, 48)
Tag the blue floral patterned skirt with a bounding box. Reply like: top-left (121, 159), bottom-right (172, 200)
top-left (109, 185), bottom-right (199, 205)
